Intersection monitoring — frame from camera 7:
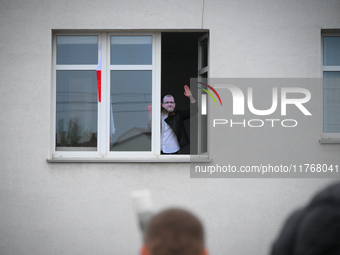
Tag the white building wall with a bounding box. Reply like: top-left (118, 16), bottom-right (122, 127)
top-left (0, 0), bottom-right (340, 254)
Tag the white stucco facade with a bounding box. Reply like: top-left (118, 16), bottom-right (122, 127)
top-left (1, 0), bottom-right (340, 254)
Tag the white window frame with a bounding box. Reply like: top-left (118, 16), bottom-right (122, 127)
top-left (49, 31), bottom-right (208, 162)
top-left (320, 32), bottom-right (340, 143)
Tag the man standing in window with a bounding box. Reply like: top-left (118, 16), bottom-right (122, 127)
top-left (161, 85), bottom-right (196, 154)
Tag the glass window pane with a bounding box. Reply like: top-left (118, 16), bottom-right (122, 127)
top-left (110, 71), bottom-right (152, 151)
top-left (57, 36), bottom-right (98, 65)
top-left (111, 36), bottom-right (152, 65)
top-left (200, 74), bottom-right (208, 153)
top-left (200, 38), bottom-right (208, 68)
top-left (323, 37), bottom-right (340, 66)
top-left (56, 71), bottom-right (98, 150)
top-left (323, 72), bottom-right (340, 132)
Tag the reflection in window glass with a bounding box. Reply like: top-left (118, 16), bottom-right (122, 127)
top-left (200, 38), bottom-right (208, 68)
top-left (57, 36), bottom-right (98, 65)
top-left (323, 72), bottom-right (340, 133)
top-left (323, 37), bottom-right (340, 66)
top-left (110, 71), bottom-right (152, 151)
top-left (56, 71), bottom-right (98, 150)
top-left (111, 36), bottom-right (152, 65)
top-left (200, 74), bottom-right (208, 153)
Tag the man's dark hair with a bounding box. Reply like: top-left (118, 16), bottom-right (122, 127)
top-left (144, 208), bottom-right (205, 255)
top-left (271, 182), bottom-right (340, 255)
top-left (162, 94), bottom-right (175, 103)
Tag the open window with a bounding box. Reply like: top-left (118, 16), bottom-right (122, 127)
top-left (161, 32), bottom-right (208, 155)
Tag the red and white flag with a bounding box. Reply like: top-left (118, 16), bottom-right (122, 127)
top-left (96, 43), bottom-right (102, 102)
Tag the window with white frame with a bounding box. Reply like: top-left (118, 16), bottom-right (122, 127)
top-left (51, 31), bottom-right (208, 161)
top-left (322, 34), bottom-right (340, 139)
top-left (55, 35), bottom-right (99, 151)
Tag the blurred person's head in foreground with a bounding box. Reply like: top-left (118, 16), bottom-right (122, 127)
top-left (141, 208), bottom-right (208, 255)
top-left (271, 182), bottom-right (340, 255)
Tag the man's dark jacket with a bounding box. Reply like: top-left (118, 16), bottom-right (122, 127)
top-left (164, 102), bottom-right (198, 149)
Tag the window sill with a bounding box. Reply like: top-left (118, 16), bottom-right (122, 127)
top-left (47, 155), bottom-right (212, 163)
top-left (319, 138), bottom-right (340, 144)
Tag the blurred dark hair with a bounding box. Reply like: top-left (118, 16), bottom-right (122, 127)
top-left (145, 208), bottom-right (205, 255)
top-left (271, 182), bottom-right (340, 255)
